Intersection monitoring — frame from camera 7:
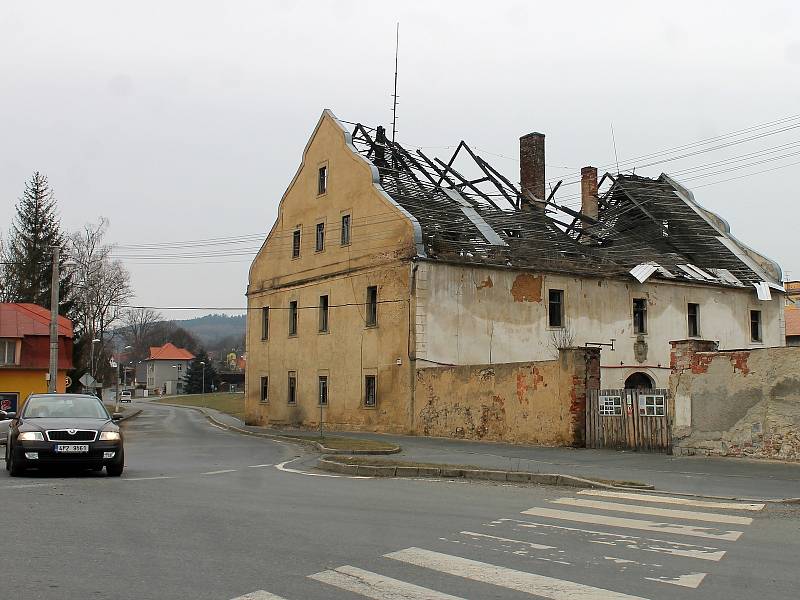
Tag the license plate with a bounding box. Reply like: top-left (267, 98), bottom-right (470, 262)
top-left (55, 444), bottom-right (89, 453)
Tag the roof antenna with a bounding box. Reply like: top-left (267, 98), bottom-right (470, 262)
top-left (391, 22), bottom-right (399, 144)
top-left (611, 122), bottom-right (620, 174)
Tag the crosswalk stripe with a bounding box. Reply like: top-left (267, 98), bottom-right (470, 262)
top-left (645, 572), bottom-right (707, 589)
top-left (459, 530), bottom-right (556, 550)
top-left (577, 489), bottom-right (765, 511)
top-left (229, 591), bottom-right (289, 600)
top-left (551, 498), bottom-right (753, 525)
top-left (309, 565), bottom-right (465, 599)
top-left (386, 547), bottom-right (652, 599)
top-left (521, 507), bottom-right (742, 541)
top-left (502, 518), bottom-right (727, 561)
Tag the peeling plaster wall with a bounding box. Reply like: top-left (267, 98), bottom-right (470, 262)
top-left (415, 261), bottom-right (784, 389)
top-left (670, 340), bottom-right (800, 461)
top-left (414, 348), bottom-right (599, 446)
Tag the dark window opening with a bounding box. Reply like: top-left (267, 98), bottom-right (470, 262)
top-left (318, 166), bottom-right (328, 195)
top-left (292, 229), bottom-right (301, 258)
top-left (318, 376), bottom-right (328, 406)
top-left (502, 228), bottom-right (521, 238)
top-left (315, 222), bottom-right (325, 252)
top-left (319, 295), bottom-right (329, 332)
top-left (548, 289), bottom-right (564, 328)
top-left (341, 214), bottom-right (351, 245)
top-left (687, 303), bottom-right (699, 337)
top-left (750, 310), bottom-right (762, 342)
top-left (260, 376), bottom-right (268, 402)
top-left (364, 375), bottom-right (376, 407)
top-left (633, 298), bottom-right (647, 334)
top-left (624, 372), bottom-right (654, 390)
top-left (287, 372), bottom-right (297, 405)
top-left (366, 286), bottom-right (378, 327)
top-left (261, 306), bottom-right (269, 340)
top-left (289, 301), bottom-right (298, 336)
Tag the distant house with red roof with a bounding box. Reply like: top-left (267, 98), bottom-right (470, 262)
top-left (786, 281), bottom-right (800, 346)
top-left (144, 342), bottom-right (195, 395)
top-left (0, 303), bottom-right (74, 412)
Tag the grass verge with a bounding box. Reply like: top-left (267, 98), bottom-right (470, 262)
top-left (155, 392), bottom-right (245, 420)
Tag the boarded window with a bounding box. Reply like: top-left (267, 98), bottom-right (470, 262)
top-left (315, 222), bottom-right (325, 252)
top-left (287, 371), bottom-right (297, 405)
top-left (633, 298), bottom-right (647, 334)
top-left (341, 214), bottom-right (351, 245)
top-left (548, 289), bottom-right (564, 328)
top-left (364, 375), bottom-right (376, 407)
top-left (318, 295), bottom-right (329, 332)
top-left (289, 301), bottom-right (298, 336)
top-left (261, 307), bottom-right (269, 340)
top-left (687, 303), bottom-right (699, 337)
top-left (318, 165), bottom-right (328, 195)
top-left (260, 376), bottom-right (269, 403)
top-left (318, 375), bottom-right (328, 406)
top-left (366, 286), bottom-right (378, 327)
top-left (599, 395), bottom-right (622, 416)
top-left (750, 310), bottom-right (762, 342)
top-left (292, 229), bottom-right (301, 258)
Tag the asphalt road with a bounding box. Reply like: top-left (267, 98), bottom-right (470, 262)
top-left (1, 402), bottom-right (798, 600)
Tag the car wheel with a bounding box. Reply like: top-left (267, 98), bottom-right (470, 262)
top-left (8, 446), bottom-right (25, 477)
top-left (106, 450), bottom-right (124, 477)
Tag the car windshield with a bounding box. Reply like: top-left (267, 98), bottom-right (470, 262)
top-left (22, 396), bottom-right (109, 419)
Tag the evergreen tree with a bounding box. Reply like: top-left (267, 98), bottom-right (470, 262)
top-left (182, 349), bottom-right (218, 394)
top-left (0, 172), bottom-right (73, 313)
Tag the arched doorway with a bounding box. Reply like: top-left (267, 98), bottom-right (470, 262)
top-left (624, 372), bottom-right (654, 390)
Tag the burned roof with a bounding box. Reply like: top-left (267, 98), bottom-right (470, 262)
top-left (347, 122), bottom-right (781, 289)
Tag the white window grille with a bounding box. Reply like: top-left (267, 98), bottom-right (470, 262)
top-left (599, 395), bottom-right (622, 416)
top-left (639, 395), bottom-right (666, 416)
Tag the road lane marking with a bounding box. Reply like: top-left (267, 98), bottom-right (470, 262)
top-left (230, 592), bottom-right (290, 600)
top-left (385, 547), bottom-right (652, 599)
top-left (309, 565), bottom-right (465, 599)
top-left (201, 469), bottom-right (238, 475)
top-left (551, 498), bottom-right (753, 525)
top-left (459, 531), bottom-right (556, 550)
top-left (122, 476), bottom-right (175, 481)
top-left (247, 464), bottom-right (274, 468)
top-left (275, 458), bottom-right (370, 479)
top-left (0, 483), bottom-right (53, 489)
top-left (208, 423), bottom-right (227, 431)
top-left (577, 490), bottom-right (765, 511)
top-left (520, 507), bottom-right (742, 541)
top-left (493, 518), bottom-right (726, 561)
top-left (646, 572), bottom-right (707, 589)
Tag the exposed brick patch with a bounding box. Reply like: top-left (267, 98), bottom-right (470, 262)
top-left (510, 273), bottom-right (542, 302)
top-left (476, 275), bottom-right (493, 290)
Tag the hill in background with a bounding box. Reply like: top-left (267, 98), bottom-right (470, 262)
top-left (175, 313), bottom-right (245, 351)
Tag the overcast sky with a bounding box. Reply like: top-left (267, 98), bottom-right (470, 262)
top-left (2, 1), bottom-right (798, 319)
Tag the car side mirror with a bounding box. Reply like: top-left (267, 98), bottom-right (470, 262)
top-left (2, 411), bottom-right (15, 420)
top-left (112, 413), bottom-right (123, 421)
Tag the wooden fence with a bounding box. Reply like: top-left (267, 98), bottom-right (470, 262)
top-left (585, 388), bottom-right (672, 452)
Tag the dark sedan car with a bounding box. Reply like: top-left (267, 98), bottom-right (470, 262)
top-left (5, 393), bottom-right (124, 477)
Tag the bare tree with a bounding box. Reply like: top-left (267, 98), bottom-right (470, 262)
top-left (550, 320), bottom-right (576, 354)
top-left (68, 218), bottom-right (132, 374)
top-left (123, 307), bottom-right (163, 361)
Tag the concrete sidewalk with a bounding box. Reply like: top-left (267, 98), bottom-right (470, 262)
top-left (138, 401), bottom-right (800, 501)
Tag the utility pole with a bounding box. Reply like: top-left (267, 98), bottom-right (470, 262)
top-left (48, 246), bottom-right (60, 393)
top-left (391, 22), bottom-right (400, 144)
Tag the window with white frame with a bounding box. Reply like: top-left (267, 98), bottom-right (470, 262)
top-left (0, 339), bottom-right (16, 365)
top-left (639, 394), bottom-right (666, 416)
top-left (599, 395), bottom-right (622, 416)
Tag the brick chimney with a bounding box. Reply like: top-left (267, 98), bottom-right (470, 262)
top-left (519, 132), bottom-right (545, 210)
top-left (580, 166), bottom-right (599, 221)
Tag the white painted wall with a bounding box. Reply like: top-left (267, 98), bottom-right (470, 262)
top-left (414, 262), bottom-right (784, 389)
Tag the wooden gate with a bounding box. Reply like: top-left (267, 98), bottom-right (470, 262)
top-left (585, 388), bottom-right (672, 452)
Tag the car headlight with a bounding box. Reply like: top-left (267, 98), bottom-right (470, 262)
top-left (99, 431), bottom-right (121, 441)
top-left (18, 431), bottom-right (44, 441)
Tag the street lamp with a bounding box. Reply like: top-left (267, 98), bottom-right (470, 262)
top-left (200, 361), bottom-right (206, 399)
top-left (90, 338), bottom-right (101, 382)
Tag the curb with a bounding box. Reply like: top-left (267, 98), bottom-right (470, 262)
top-left (317, 457), bottom-right (654, 490)
top-left (152, 402), bottom-right (401, 455)
top-left (117, 409), bottom-right (143, 423)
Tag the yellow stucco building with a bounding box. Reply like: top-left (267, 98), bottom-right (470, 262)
top-left (0, 303), bottom-right (73, 413)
